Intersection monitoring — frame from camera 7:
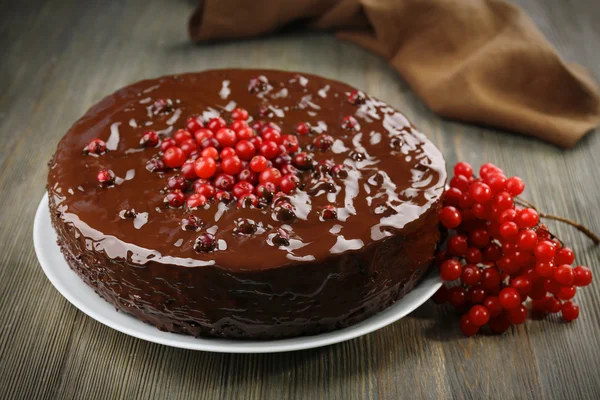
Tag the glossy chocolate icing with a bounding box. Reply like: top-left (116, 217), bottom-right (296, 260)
top-left (48, 69), bottom-right (446, 339)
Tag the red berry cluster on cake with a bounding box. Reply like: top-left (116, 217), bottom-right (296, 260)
top-left (48, 69), bottom-right (446, 339)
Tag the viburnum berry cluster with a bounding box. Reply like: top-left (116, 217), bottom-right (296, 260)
top-left (434, 161), bottom-right (594, 336)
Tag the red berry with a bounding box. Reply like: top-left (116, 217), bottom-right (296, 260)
top-left (347, 90), bottom-right (366, 105)
top-left (186, 193), bottom-right (207, 209)
top-left (234, 140), bottom-right (256, 161)
top-left (479, 163), bottom-right (501, 179)
top-left (313, 134), bottom-right (334, 151)
top-left (181, 160), bottom-right (198, 180)
top-left (174, 129), bottom-right (193, 145)
top-left (220, 147), bottom-right (236, 159)
top-left (440, 259), bottom-right (462, 281)
top-left (215, 128), bottom-right (237, 148)
top-left (256, 182), bottom-right (276, 199)
top-left (85, 138), bottom-right (107, 154)
top-left (497, 256), bottom-right (520, 275)
top-left (448, 287), bottom-right (467, 309)
top-left (237, 127), bottom-right (255, 141)
top-left (97, 169), bottom-right (115, 186)
top-left (483, 296), bottom-right (503, 317)
top-left (544, 279), bottom-right (563, 295)
top-left (499, 222), bottom-right (519, 242)
top-left (469, 229), bottom-right (490, 248)
top-left (517, 229), bottom-right (537, 251)
top-left (468, 285), bottom-right (487, 304)
top-left (510, 276), bottom-right (532, 297)
top-left (505, 177), bottom-right (525, 196)
top-left (207, 117), bottom-right (227, 132)
top-left (194, 128), bottom-right (214, 143)
top-left (194, 233), bottom-right (216, 253)
top-left (440, 206), bottom-right (462, 229)
top-left (535, 261), bottom-right (555, 278)
top-left (259, 168), bottom-right (282, 186)
top-left (494, 192), bottom-right (514, 211)
top-left (232, 181), bottom-right (254, 198)
top-left (237, 193), bottom-right (258, 208)
top-left (546, 296), bottom-right (563, 313)
top-left (250, 155), bottom-right (268, 173)
top-left (160, 137), bottom-right (177, 152)
top-left (341, 115), bottom-right (359, 130)
top-left (201, 146), bottom-right (219, 160)
top-left (280, 174), bottom-right (299, 194)
top-left (221, 156), bottom-right (243, 175)
top-left (193, 157), bottom-right (217, 179)
top-left (557, 286), bottom-right (576, 300)
top-left (465, 247), bottom-right (483, 264)
top-left (472, 203), bottom-right (491, 220)
top-left (454, 162), bottom-right (473, 178)
top-left (230, 120), bottom-right (248, 133)
top-left (215, 190), bottom-right (232, 203)
top-left (281, 135), bottom-right (299, 153)
top-left (470, 182), bottom-right (492, 203)
top-left (554, 265), bottom-right (575, 285)
top-left (231, 107), bottom-right (249, 121)
top-left (295, 122), bottom-right (310, 136)
top-left (262, 128), bottom-right (282, 144)
top-left (482, 267), bottom-right (502, 290)
top-left (460, 314), bottom-right (479, 337)
top-left (180, 140), bottom-right (198, 156)
top-left (186, 116), bottom-right (204, 133)
top-left (293, 152), bottom-right (313, 170)
top-left (561, 301), bottom-right (579, 321)
top-left (555, 247), bottom-right (575, 265)
top-left (260, 140), bottom-right (280, 159)
top-left (447, 235), bottom-right (468, 256)
top-left (165, 191), bottom-right (186, 208)
top-left (497, 209), bottom-right (517, 224)
top-left (163, 147), bottom-right (186, 168)
top-left (508, 305), bottom-right (527, 324)
top-left (238, 169), bottom-right (258, 185)
top-left (489, 313), bottom-right (511, 334)
top-left (444, 187), bottom-right (463, 208)
top-left (167, 175), bottom-right (187, 191)
top-left (534, 240), bottom-right (556, 262)
top-left (461, 265), bottom-right (481, 286)
top-left (140, 131), bottom-right (159, 147)
top-left (484, 243), bottom-right (503, 261)
top-left (468, 305), bottom-right (490, 326)
top-left (195, 183), bottom-right (215, 199)
top-left (450, 175), bottom-right (470, 192)
top-left (516, 208), bottom-right (539, 228)
top-left (499, 288), bottom-right (521, 309)
top-left (214, 173), bottom-right (235, 191)
top-left (573, 266), bottom-right (592, 287)
top-left (486, 174), bottom-right (507, 194)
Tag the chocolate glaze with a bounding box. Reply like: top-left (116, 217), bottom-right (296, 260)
top-left (48, 69), bottom-right (446, 339)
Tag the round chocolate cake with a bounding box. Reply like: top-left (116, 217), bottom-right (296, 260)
top-left (47, 69), bottom-right (446, 339)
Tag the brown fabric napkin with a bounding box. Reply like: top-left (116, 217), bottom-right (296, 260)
top-left (189, 0), bottom-right (600, 148)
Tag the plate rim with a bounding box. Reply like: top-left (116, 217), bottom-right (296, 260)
top-left (33, 193), bottom-right (441, 353)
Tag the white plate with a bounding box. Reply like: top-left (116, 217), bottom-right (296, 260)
top-left (33, 193), bottom-right (442, 353)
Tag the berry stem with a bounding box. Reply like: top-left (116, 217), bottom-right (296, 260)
top-left (515, 197), bottom-right (600, 245)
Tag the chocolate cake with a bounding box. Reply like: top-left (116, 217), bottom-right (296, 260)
top-left (47, 69), bottom-right (446, 339)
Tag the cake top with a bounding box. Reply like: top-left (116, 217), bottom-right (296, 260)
top-left (48, 69), bottom-right (446, 271)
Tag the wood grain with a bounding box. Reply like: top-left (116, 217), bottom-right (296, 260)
top-left (0, 0), bottom-right (599, 398)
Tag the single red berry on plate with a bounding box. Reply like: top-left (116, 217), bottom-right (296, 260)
top-left (85, 138), bottom-right (107, 154)
top-left (516, 208), bottom-right (539, 228)
top-left (561, 301), bottom-right (579, 321)
top-left (440, 206), bottom-right (462, 229)
top-left (163, 147), bottom-right (186, 168)
top-left (231, 107), bottom-right (249, 121)
top-left (534, 240), bottom-right (556, 262)
top-left (440, 259), bottom-right (462, 281)
top-left (97, 169), bottom-right (116, 186)
top-left (193, 156), bottom-right (217, 179)
top-left (450, 175), bottom-right (470, 192)
top-left (260, 140), bottom-right (280, 159)
top-left (174, 129), bottom-right (193, 145)
top-left (494, 191), bottom-right (514, 210)
top-left (573, 266), bottom-right (592, 287)
top-left (554, 264), bottom-right (575, 285)
top-left (295, 122), bottom-right (311, 136)
top-left (499, 288), bottom-right (521, 309)
top-left (557, 286), bottom-right (576, 300)
top-left (186, 116), bottom-right (204, 133)
top-left (160, 137), bottom-right (177, 152)
top-left (453, 161), bottom-right (473, 178)
top-left (235, 140), bottom-right (256, 161)
top-left (313, 134), bottom-right (334, 152)
top-left (468, 305), bottom-right (490, 326)
top-left (186, 193), bottom-right (207, 209)
top-left (460, 314), bottom-right (479, 337)
top-left (207, 117), bottom-right (227, 132)
top-left (280, 174), bottom-right (299, 194)
top-left (215, 128), bottom-right (237, 148)
top-left (139, 131), bottom-right (159, 148)
top-left (165, 191), bottom-right (186, 208)
top-left (479, 163), bottom-right (501, 179)
top-left (470, 182), bottom-right (492, 203)
top-left (282, 135), bottom-right (299, 153)
top-left (505, 176), bottom-right (525, 196)
top-left (447, 287), bottom-right (467, 309)
top-left (250, 155), bottom-right (268, 173)
top-left (486, 174), bottom-right (507, 194)
top-left (461, 265), bottom-right (481, 286)
top-left (293, 152), bottom-right (313, 170)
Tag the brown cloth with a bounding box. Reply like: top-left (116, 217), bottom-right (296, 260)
top-left (189, 0), bottom-right (600, 148)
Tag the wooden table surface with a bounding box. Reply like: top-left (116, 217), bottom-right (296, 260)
top-left (1, 0), bottom-right (599, 398)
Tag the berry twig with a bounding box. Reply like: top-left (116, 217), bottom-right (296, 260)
top-left (514, 198), bottom-right (600, 245)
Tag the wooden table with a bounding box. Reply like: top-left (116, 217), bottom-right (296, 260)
top-left (1, 0), bottom-right (599, 398)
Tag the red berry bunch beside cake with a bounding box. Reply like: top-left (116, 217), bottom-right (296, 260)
top-left (434, 162), bottom-right (593, 336)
